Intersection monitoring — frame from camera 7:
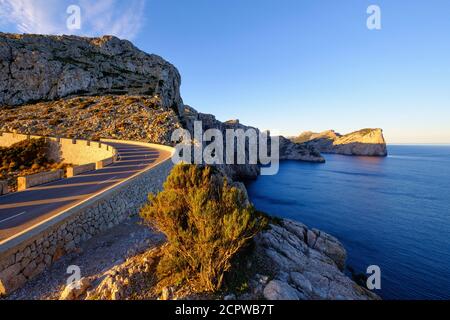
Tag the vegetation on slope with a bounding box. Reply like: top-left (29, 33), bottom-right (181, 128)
top-left (140, 164), bottom-right (268, 293)
top-left (0, 95), bottom-right (181, 145)
top-left (0, 138), bottom-right (66, 191)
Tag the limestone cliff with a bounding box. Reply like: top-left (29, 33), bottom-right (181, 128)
top-left (182, 106), bottom-right (324, 179)
top-left (0, 33), bottom-right (184, 116)
top-left (279, 136), bottom-right (325, 163)
top-left (292, 129), bottom-right (388, 157)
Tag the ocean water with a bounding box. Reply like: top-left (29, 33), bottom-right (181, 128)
top-left (246, 145), bottom-right (450, 300)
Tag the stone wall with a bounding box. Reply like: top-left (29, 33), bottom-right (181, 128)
top-left (53, 138), bottom-right (116, 166)
top-left (0, 132), bottom-right (31, 147)
top-left (67, 164), bottom-right (96, 178)
top-left (0, 145), bottom-right (174, 296)
top-left (0, 132), bottom-right (116, 166)
top-left (0, 180), bottom-right (8, 195)
top-left (17, 170), bottom-right (63, 191)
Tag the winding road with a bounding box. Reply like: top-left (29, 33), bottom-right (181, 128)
top-left (0, 141), bottom-right (171, 243)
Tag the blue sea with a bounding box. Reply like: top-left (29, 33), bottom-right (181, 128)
top-left (246, 145), bottom-right (450, 300)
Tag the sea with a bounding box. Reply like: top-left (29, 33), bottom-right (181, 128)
top-left (246, 145), bottom-right (450, 300)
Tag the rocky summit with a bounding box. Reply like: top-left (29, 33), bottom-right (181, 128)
top-left (292, 128), bottom-right (388, 157)
top-left (0, 33), bottom-right (184, 116)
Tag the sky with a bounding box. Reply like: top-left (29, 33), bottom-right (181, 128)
top-left (1, 0), bottom-right (449, 143)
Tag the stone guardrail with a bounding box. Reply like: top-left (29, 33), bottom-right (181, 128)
top-left (17, 170), bottom-right (64, 191)
top-left (95, 156), bottom-right (115, 170)
top-left (0, 132), bottom-right (118, 190)
top-left (0, 132), bottom-right (117, 167)
top-left (0, 139), bottom-right (174, 296)
top-left (67, 163), bottom-right (96, 178)
top-left (0, 181), bottom-right (8, 196)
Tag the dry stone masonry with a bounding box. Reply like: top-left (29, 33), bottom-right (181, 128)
top-left (0, 155), bottom-right (173, 296)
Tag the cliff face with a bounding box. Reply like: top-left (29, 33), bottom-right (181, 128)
top-left (182, 106), bottom-right (324, 179)
top-left (279, 136), bottom-right (325, 163)
top-left (292, 129), bottom-right (388, 157)
top-left (0, 33), bottom-right (184, 116)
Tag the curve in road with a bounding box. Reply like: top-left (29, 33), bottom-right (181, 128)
top-left (0, 141), bottom-right (172, 242)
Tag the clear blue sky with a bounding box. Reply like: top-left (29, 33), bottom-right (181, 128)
top-left (1, 0), bottom-right (449, 143)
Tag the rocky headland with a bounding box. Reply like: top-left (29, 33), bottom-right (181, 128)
top-left (291, 129), bottom-right (388, 157)
top-left (0, 33), bottom-right (378, 300)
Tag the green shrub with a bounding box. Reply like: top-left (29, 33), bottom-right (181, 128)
top-left (140, 164), bottom-right (267, 292)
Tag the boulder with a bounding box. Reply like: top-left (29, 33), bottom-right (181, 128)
top-left (59, 277), bottom-right (92, 300)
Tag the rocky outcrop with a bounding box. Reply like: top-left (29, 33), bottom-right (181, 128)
top-left (292, 129), bottom-right (388, 157)
top-left (183, 106), bottom-right (325, 179)
top-left (0, 33), bottom-right (184, 116)
top-left (182, 105), bottom-right (261, 180)
top-left (248, 219), bottom-right (379, 300)
top-left (279, 136), bottom-right (325, 163)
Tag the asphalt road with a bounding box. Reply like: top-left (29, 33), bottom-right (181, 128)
top-left (0, 142), bottom-right (172, 242)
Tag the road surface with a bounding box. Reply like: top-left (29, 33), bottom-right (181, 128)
top-left (0, 141), bottom-right (171, 242)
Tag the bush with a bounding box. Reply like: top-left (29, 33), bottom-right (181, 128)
top-left (0, 138), bottom-right (49, 171)
top-left (140, 164), bottom-right (267, 292)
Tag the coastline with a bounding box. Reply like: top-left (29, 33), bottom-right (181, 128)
top-left (246, 147), bottom-right (450, 299)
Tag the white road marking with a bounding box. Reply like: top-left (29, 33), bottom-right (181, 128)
top-left (0, 211), bottom-right (27, 224)
top-left (102, 176), bottom-right (118, 184)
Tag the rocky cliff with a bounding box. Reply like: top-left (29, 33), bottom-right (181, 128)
top-left (0, 33), bottom-right (184, 116)
top-left (279, 136), bottom-right (325, 163)
top-left (292, 129), bottom-right (388, 157)
top-left (249, 219), bottom-right (379, 300)
top-left (182, 106), bottom-right (324, 179)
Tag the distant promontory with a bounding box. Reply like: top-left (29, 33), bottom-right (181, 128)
top-left (291, 128), bottom-right (388, 157)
